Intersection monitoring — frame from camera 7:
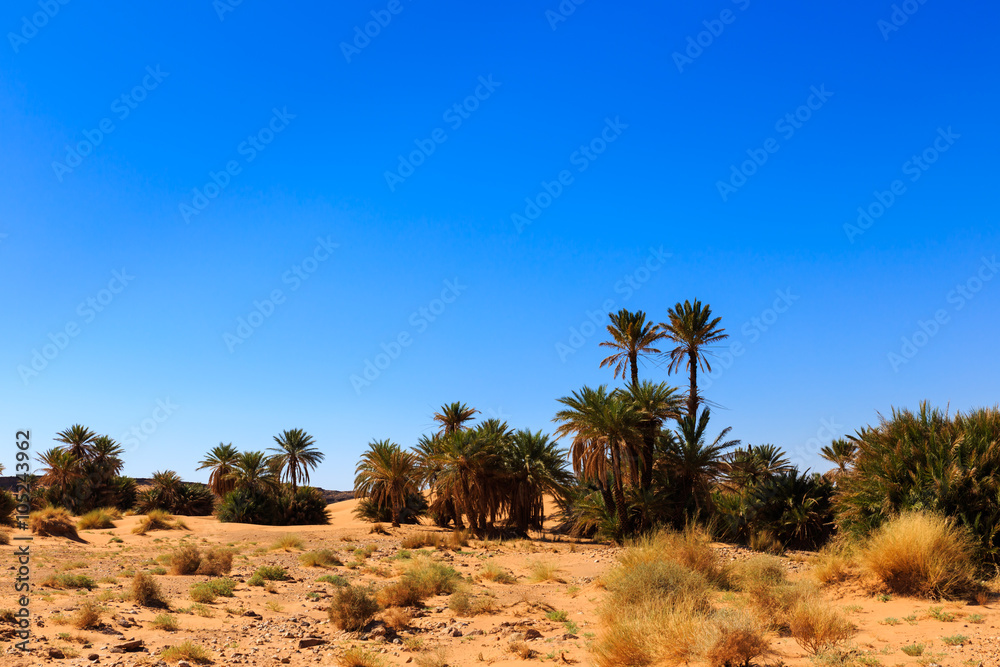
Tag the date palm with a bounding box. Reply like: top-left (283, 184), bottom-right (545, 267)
top-left (233, 451), bottom-right (279, 496)
top-left (54, 424), bottom-right (97, 461)
top-left (620, 381), bottom-right (684, 492)
top-left (661, 408), bottom-right (738, 523)
top-left (723, 443), bottom-right (793, 492)
top-left (433, 402), bottom-right (479, 436)
top-left (660, 300), bottom-right (728, 417)
top-left (354, 439), bottom-right (419, 527)
top-left (820, 438), bottom-right (858, 477)
top-left (150, 470), bottom-right (184, 510)
top-left (554, 385), bottom-right (640, 536)
top-left (427, 429), bottom-right (503, 532)
top-left (89, 436), bottom-right (125, 477)
top-left (269, 429), bottom-right (324, 495)
top-left (37, 447), bottom-right (82, 491)
top-left (504, 430), bottom-right (574, 534)
top-left (197, 443), bottom-right (241, 497)
top-left (600, 309), bottom-right (665, 388)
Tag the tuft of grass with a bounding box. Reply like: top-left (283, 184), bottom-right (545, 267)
top-left (30, 507), bottom-right (79, 538)
top-left (748, 528), bottom-right (785, 555)
top-left (508, 640), bottom-right (537, 660)
top-left (338, 647), bottom-right (384, 667)
top-left (968, 613), bottom-right (984, 623)
top-left (880, 617), bottom-right (899, 626)
top-left (901, 644), bottom-right (924, 656)
top-left (927, 606), bottom-right (956, 622)
top-left (789, 600), bottom-right (856, 655)
top-left (381, 607), bottom-right (413, 631)
top-left (317, 574), bottom-right (349, 587)
top-left (169, 546), bottom-right (202, 575)
top-left (619, 526), bottom-right (727, 587)
top-left (478, 561), bottom-right (517, 584)
top-left (197, 548), bottom-right (234, 576)
top-left (71, 602), bottom-right (101, 629)
top-left (248, 565), bottom-right (288, 587)
top-left (604, 558), bottom-right (711, 611)
top-left (270, 534), bottom-right (305, 551)
top-left (160, 640), bottom-right (212, 664)
top-left (377, 580), bottom-right (424, 608)
top-left (546, 610), bottom-right (569, 622)
top-left (77, 508), bottom-right (117, 530)
top-left (861, 511), bottom-right (978, 599)
top-left (151, 613), bottom-right (179, 631)
top-left (704, 609), bottom-right (770, 667)
top-left (130, 572), bottom-right (168, 607)
top-left (448, 589), bottom-right (497, 616)
top-left (300, 549), bottom-right (342, 568)
top-left (329, 585), bottom-right (379, 631)
top-left (190, 578), bottom-right (236, 603)
top-left (133, 510), bottom-right (187, 535)
top-left (941, 634), bottom-right (969, 646)
top-left (528, 560), bottom-right (564, 583)
top-left (402, 557), bottom-right (462, 596)
top-left (41, 574), bottom-right (96, 590)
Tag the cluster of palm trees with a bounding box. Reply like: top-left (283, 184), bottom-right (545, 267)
top-left (354, 402), bottom-right (573, 533)
top-left (36, 425), bottom-right (135, 512)
top-left (196, 429), bottom-right (329, 524)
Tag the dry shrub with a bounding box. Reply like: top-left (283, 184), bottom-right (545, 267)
top-left (730, 556), bottom-right (812, 630)
top-left (197, 548), bottom-right (234, 576)
top-left (593, 597), bottom-right (710, 667)
top-left (448, 589), bottom-right (497, 616)
top-left (381, 607), bottom-right (413, 630)
top-left (72, 602), bottom-right (102, 629)
top-left (377, 580), bottom-right (425, 608)
top-left (169, 546), bottom-right (202, 575)
top-left (131, 572), bottom-right (168, 607)
top-left (604, 558), bottom-right (711, 611)
top-left (329, 585), bottom-right (379, 631)
top-left (861, 511), bottom-right (978, 598)
top-left (133, 510), bottom-right (185, 535)
top-left (160, 640), bottom-right (212, 664)
top-left (705, 610), bottom-right (770, 667)
top-left (478, 561), bottom-right (517, 584)
top-left (30, 507), bottom-right (79, 538)
top-left (270, 534), bottom-right (305, 551)
top-left (449, 529), bottom-right (469, 548)
top-left (620, 526), bottom-right (726, 586)
top-left (813, 541), bottom-right (857, 586)
top-left (400, 532), bottom-right (443, 549)
top-left (508, 640), bottom-right (537, 660)
top-left (748, 529), bottom-right (785, 555)
top-left (789, 600), bottom-right (856, 654)
top-left (0, 531), bottom-right (9, 545)
top-left (414, 649), bottom-right (448, 667)
top-left (401, 557), bottom-right (461, 597)
top-left (369, 523), bottom-right (389, 535)
top-left (300, 549), bottom-right (342, 568)
top-left (528, 560), bottom-right (564, 583)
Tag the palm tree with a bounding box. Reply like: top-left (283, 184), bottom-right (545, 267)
top-left (427, 429), bottom-right (503, 532)
top-left (433, 402), bottom-right (479, 436)
top-left (269, 429), bottom-right (324, 495)
top-left (600, 309), bottom-right (666, 388)
top-left (723, 443), bottom-right (793, 491)
top-left (54, 424), bottom-right (97, 461)
top-left (197, 443), bottom-right (241, 497)
top-left (354, 439), bottom-right (419, 527)
top-left (504, 430), bottom-right (574, 534)
top-left (661, 408), bottom-right (738, 523)
top-left (660, 300), bottom-right (728, 417)
top-left (620, 381), bottom-right (684, 492)
top-left (89, 436), bottom-right (125, 477)
top-left (233, 451), bottom-right (279, 496)
top-left (150, 470), bottom-right (184, 510)
top-left (37, 447), bottom-right (82, 491)
top-left (554, 385), bottom-right (640, 535)
top-left (820, 438), bottom-right (858, 477)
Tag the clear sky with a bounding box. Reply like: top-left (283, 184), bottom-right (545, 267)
top-left (1, 0), bottom-right (997, 490)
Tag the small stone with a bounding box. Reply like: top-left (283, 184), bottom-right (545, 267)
top-left (298, 638), bottom-right (327, 649)
top-left (87, 654), bottom-right (100, 662)
top-left (449, 628), bottom-right (463, 638)
top-left (523, 628), bottom-right (542, 640)
top-left (48, 648), bottom-right (66, 659)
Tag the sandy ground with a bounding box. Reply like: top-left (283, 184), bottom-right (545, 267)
top-left (1, 501), bottom-right (998, 666)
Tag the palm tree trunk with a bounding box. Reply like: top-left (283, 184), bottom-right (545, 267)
top-left (596, 477), bottom-right (616, 519)
top-left (391, 497), bottom-right (401, 528)
top-left (640, 427), bottom-right (655, 492)
top-left (629, 352), bottom-right (638, 389)
top-left (609, 445), bottom-right (630, 536)
top-left (687, 351), bottom-right (699, 417)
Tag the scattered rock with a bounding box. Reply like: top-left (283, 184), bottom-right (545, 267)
top-left (111, 639), bottom-right (144, 653)
top-left (298, 638), bottom-right (326, 649)
top-left (523, 628), bottom-right (542, 640)
top-left (48, 648), bottom-right (66, 659)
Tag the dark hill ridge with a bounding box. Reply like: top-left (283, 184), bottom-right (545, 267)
top-left (0, 476), bottom-right (354, 504)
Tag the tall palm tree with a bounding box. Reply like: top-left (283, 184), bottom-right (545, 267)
top-left (150, 470), bottom-right (184, 510)
top-left (233, 451), bottom-right (280, 496)
top-left (37, 447), bottom-right (82, 491)
top-left (269, 429), bottom-right (324, 495)
top-left (554, 385), bottom-right (640, 535)
top-left (197, 443), bottom-right (241, 497)
top-left (427, 429), bottom-right (504, 532)
top-left (723, 443), bottom-right (793, 492)
top-left (503, 430), bottom-right (574, 534)
top-left (661, 408), bottom-right (738, 523)
top-left (620, 381), bottom-right (684, 492)
top-left (54, 424), bottom-right (97, 461)
top-left (600, 309), bottom-right (666, 388)
top-left (354, 439), bottom-right (419, 527)
top-left (660, 300), bottom-right (728, 417)
top-left (433, 402), bottom-right (479, 436)
top-left (89, 436), bottom-right (125, 477)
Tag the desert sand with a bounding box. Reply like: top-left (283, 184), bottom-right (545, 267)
top-left (2, 500), bottom-right (998, 666)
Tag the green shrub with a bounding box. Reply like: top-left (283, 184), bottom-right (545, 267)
top-left (0, 490), bottom-right (17, 527)
top-left (328, 585), bottom-right (379, 631)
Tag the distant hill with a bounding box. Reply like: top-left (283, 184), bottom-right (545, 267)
top-left (0, 476), bottom-right (354, 504)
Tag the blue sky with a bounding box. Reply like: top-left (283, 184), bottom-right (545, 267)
top-left (1, 0), bottom-right (997, 490)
